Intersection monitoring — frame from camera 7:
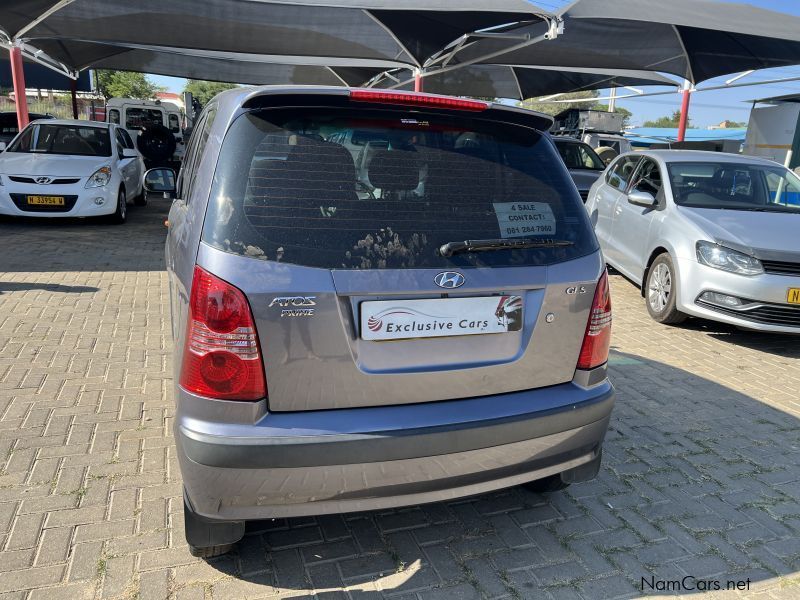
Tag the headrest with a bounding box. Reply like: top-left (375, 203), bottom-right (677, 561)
top-left (368, 149), bottom-right (421, 191)
top-left (284, 139), bottom-right (357, 186)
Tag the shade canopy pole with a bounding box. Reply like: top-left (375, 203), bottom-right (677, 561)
top-left (677, 80), bottom-right (691, 142)
top-left (414, 68), bottom-right (422, 92)
top-left (70, 78), bottom-right (78, 118)
top-left (9, 45), bottom-right (29, 130)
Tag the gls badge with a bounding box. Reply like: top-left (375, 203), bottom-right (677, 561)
top-left (269, 296), bottom-right (316, 317)
top-left (566, 286), bottom-right (587, 295)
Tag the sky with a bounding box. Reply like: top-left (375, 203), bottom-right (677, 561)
top-left (150, 0), bottom-right (800, 129)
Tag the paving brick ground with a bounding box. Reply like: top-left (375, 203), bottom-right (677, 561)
top-left (1, 199), bottom-right (799, 600)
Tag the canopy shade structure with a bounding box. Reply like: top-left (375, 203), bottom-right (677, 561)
top-left (0, 56), bottom-right (90, 91)
top-left (376, 65), bottom-right (676, 100)
top-left (0, 0), bottom-right (554, 77)
top-left (20, 40), bottom-right (385, 87)
top-left (429, 0), bottom-right (800, 85)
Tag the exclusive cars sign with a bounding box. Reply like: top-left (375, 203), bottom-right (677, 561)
top-left (361, 296), bottom-right (523, 341)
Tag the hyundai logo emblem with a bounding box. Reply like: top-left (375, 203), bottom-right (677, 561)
top-left (434, 272), bottom-right (465, 289)
top-left (34, 176), bottom-right (52, 184)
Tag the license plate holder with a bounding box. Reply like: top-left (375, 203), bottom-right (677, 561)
top-left (360, 295), bottom-right (523, 341)
top-left (788, 288), bottom-right (800, 305)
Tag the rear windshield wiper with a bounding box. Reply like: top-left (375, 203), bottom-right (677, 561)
top-left (439, 238), bottom-right (574, 257)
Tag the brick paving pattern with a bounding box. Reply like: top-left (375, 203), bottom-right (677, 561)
top-left (0, 200), bottom-right (799, 599)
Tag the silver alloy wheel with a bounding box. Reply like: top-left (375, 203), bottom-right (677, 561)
top-left (119, 191), bottom-right (126, 220)
top-left (648, 263), bottom-right (672, 313)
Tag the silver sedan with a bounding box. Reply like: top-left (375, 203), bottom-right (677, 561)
top-left (585, 150), bottom-right (800, 332)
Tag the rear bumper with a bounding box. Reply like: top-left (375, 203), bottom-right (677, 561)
top-left (177, 377), bottom-right (614, 521)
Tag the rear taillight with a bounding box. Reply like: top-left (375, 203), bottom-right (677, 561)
top-left (577, 270), bottom-right (612, 371)
top-left (179, 266), bottom-right (266, 401)
top-left (349, 90), bottom-right (489, 112)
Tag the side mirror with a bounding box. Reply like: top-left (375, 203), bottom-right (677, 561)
top-left (143, 168), bottom-right (177, 195)
top-left (122, 147), bottom-right (138, 159)
top-left (628, 190), bottom-right (657, 207)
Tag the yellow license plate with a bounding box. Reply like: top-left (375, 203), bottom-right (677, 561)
top-left (788, 288), bottom-right (800, 305)
top-left (27, 195), bottom-right (65, 206)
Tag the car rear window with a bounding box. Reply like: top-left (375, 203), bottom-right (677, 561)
top-left (202, 107), bottom-right (597, 269)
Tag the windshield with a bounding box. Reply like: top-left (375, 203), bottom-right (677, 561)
top-left (668, 162), bottom-right (800, 213)
top-left (125, 108), bottom-right (163, 130)
top-left (202, 107), bottom-right (597, 270)
top-left (7, 123), bottom-right (111, 157)
top-left (555, 140), bottom-right (605, 171)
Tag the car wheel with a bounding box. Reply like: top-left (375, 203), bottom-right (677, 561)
top-left (595, 146), bottom-right (618, 165)
top-left (110, 188), bottom-right (127, 224)
top-left (645, 253), bottom-right (686, 324)
top-left (134, 188), bottom-right (147, 206)
top-left (188, 543), bottom-right (234, 559)
top-left (523, 474), bottom-right (569, 493)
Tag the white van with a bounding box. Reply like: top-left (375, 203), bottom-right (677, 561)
top-left (743, 94), bottom-right (800, 168)
top-left (106, 98), bottom-right (185, 164)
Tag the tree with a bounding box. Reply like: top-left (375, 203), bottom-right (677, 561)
top-left (518, 90), bottom-right (599, 116)
top-left (94, 70), bottom-right (159, 100)
top-left (643, 110), bottom-right (687, 128)
top-left (184, 80), bottom-right (239, 107)
top-left (593, 104), bottom-right (633, 128)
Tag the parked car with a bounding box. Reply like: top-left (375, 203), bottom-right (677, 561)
top-left (0, 119), bottom-right (145, 223)
top-left (550, 109), bottom-right (633, 164)
top-left (0, 111), bottom-right (53, 145)
top-left (553, 137), bottom-right (607, 202)
top-left (106, 98), bottom-right (185, 166)
top-left (145, 86), bottom-right (614, 558)
top-left (585, 150), bottom-right (800, 331)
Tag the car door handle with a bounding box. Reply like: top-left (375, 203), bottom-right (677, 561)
top-left (614, 206), bottom-right (623, 216)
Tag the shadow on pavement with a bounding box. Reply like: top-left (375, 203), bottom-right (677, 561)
top-left (0, 281), bottom-right (99, 294)
top-left (0, 195), bottom-right (170, 273)
top-left (197, 351), bottom-right (800, 598)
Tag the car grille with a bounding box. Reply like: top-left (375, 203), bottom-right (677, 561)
top-left (761, 260), bottom-right (800, 277)
top-left (8, 176), bottom-right (81, 185)
top-left (698, 300), bottom-right (800, 328)
top-left (10, 194), bottom-right (79, 213)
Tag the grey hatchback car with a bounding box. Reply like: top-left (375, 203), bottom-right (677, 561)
top-left (146, 87), bottom-right (614, 558)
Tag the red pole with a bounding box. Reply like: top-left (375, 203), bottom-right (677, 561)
top-left (70, 78), bottom-right (79, 119)
top-left (677, 85), bottom-right (691, 142)
top-left (414, 70), bottom-right (423, 93)
top-left (9, 46), bottom-right (29, 130)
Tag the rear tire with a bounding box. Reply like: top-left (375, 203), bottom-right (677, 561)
top-left (188, 543), bottom-right (234, 559)
top-left (183, 495), bottom-right (243, 560)
top-left (595, 146), bottom-right (618, 165)
top-left (109, 188), bottom-right (127, 225)
top-left (137, 124), bottom-right (176, 164)
top-left (645, 253), bottom-right (687, 325)
top-left (523, 474), bottom-right (569, 493)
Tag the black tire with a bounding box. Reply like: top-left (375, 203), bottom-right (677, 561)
top-left (595, 146), bottom-right (618, 165)
top-left (136, 124), bottom-right (176, 164)
top-left (183, 495), bottom-right (243, 560)
top-left (645, 253), bottom-right (687, 325)
top-left (109, 188), bottom-right (127, 224)
top-left (523, 474), bottom-right (570, 493)
top-left (188, 543), bottom-right (234, 559)
top-left (134, 188), bottom-right (147, 206)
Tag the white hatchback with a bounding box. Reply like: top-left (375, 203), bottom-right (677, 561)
top-left (0, 119), bottom-right (144, 224)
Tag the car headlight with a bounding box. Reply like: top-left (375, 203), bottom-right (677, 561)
top-left (696, 241), bottom-right (763, 276)
top-left (85, 166), bottom-right (112, 188)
